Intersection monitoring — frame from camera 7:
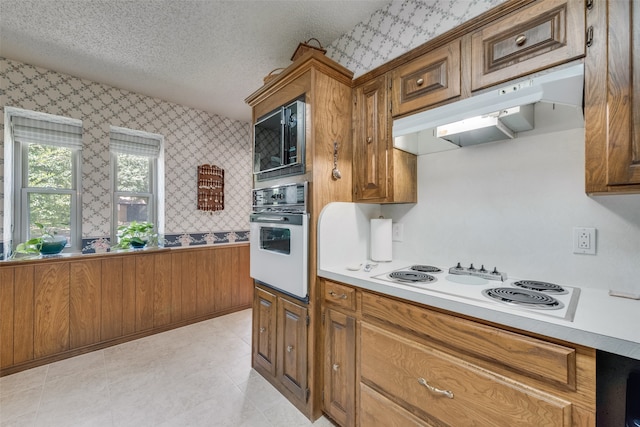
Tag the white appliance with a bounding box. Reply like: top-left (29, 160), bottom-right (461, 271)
top-left (393, 62), bottom-right (584, 154)
top-left (249, 182), bottom-right (309, 301)
top-left (373, 263), bottom-right (580, 321)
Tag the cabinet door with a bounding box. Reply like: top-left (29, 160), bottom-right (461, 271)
top-left (585, 0), bottom-right (640, 193)
top-left (353, 75), bottom-right (389, 201)
top-left (253, 286), bottom-right (277, 376)
top-left (391, 40), bottom-right (461, 117)
top-left (101, 257), bottom-right (124, 341)
top-left (277, 296), bottom-right (308, 403)
top-left (471, 0), bottom-right (585, 91)
top-left (323, 309), bottom-right (356, 427)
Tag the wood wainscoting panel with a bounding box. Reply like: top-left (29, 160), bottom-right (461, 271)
top-left (153, 252), bottom-right (173, 327)
top-left (122, 256), bottom-right (137, 336)
top-left (0, 268), bottom-right (15, 368)
top-left (70, 259), bottom-right (102, 349)
top-left (13, 266), bottom-right (35, 364)
top-left (134, 255), bottom-right (155, 332)
top-left (34, 263), bottom-right (70, 358)
top-left (101, 257), bottom-right (124, 341)
top-left (213, 247), bottom-right (233, 312)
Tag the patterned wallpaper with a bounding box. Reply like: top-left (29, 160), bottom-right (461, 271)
top-left (1, 0), bottom-right (505, 257)
top-left (1, 57), bottom-right (252, 255)
top-left (326, 0), bottom-right (506, 78)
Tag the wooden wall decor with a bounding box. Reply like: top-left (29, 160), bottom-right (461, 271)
top-left (197, 164), bottom-right (224, 213)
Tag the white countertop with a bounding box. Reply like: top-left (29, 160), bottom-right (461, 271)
top-left (319, 259), bottom-right (640, 360)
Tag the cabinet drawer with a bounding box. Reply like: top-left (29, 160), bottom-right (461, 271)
top-left (391, 40), bottom-right (461, 117)
top-left (361, 323), bottom-right (572, 427)
top-left (362, 292), bottom-right (576, 387)
top-left (471, 0), bottom-right (585, 90)
top-left (360, 383), bottom-right (433, 427)
top-left (323, 280), bottom-right (357, 311)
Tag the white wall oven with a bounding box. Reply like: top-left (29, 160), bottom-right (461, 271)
top-left (250, 182), bottom-right (309, 301)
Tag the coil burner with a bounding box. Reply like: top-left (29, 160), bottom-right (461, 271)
top-left (410, 265), bottom-right (442, 273)
top-left (388, 271), bottom-right (437, 283)
top-left (512, 280), bottom-right (567, 295)
top-left (482, 287), bottom-right (564, 310)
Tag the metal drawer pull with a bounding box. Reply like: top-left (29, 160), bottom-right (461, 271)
top-left (366, 137), bottom-right (372, 143)
top-left (259, 327), bottom-right (266, 333)
top-left (333, 363), bottom-right (340, 371)
top-left (287, 345), bottom-right (294, 353)
top-left (329, 290), bottom-right (348, 299)
top-left (417, 377), bottom-right (454, 399)
top-left (515, 34), bottom-right (527, 46)
top-left (416, 78), bottom-right (424, 86)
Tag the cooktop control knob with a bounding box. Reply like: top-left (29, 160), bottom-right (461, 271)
top-left (469, 263), bottom-right (475, 271)
top-left (479, 265), bottom-right (487, 272)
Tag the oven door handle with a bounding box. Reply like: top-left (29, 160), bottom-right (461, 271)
top-left (254, 216), bottom-right (289, 223)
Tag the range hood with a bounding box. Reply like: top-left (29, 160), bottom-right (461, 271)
top-left (393, 63), bottom-right (584, 154)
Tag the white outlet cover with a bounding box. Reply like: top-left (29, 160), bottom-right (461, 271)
top-left (573, 227), bottom-right (596, 255)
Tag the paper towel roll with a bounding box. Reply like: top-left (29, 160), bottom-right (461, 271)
top-left (371, 218), bottom-right (392, 262)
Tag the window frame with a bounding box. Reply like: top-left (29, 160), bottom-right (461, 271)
top-left (109, 127), bottom-right (163, 245)
top-left (8, 108), bottom-right (83, 255)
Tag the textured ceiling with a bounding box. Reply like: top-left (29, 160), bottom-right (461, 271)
top-left (0, 0), bottom-right (389, 122)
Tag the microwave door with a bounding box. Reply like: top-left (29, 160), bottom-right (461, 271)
top-left (254, 108), bottom-right (283, 173)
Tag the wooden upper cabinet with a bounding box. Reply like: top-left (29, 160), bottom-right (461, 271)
top-left (353, 75), bottom-right (417, 204)
top-left (585, 0), bottom-right (640, 194)
top-left (390, 39), bottom-right (462, 117)
top-left (353, 75), bottom-right (389, 201)
top-left (471, 0), bottom-right (585, 91)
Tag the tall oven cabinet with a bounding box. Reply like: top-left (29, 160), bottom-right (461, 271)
top-left (245, 50), bottom-right (354, 420)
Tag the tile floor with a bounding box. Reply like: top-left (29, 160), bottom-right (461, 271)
top-left (0, 309), bottom-right (335, 427)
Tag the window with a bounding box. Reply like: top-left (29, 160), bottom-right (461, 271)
top-left (9, 112), bottom-right (83, 253)
top-left (110, 127), bottom-right (162, 243)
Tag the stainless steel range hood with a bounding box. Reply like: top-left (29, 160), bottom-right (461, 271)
top-left (393, 63), bottom-right (584, 154)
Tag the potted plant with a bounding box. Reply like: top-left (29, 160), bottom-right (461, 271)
top-left (113, 221), bottom-right (157, 250)
top-left (12, 222), bottom-right (67, 258)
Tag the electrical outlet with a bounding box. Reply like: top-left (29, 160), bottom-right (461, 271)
top-left (573, 227), bottom-right (596, 255)
top-left (392, 223), bottom-right (404, 242)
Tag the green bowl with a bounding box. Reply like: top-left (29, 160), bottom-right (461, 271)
top-left (40, 237), bottom-right (67, 255)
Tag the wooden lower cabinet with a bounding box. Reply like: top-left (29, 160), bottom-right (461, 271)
top-left (360, 383), bottom-right (432, 427)
top-left (0, 244), bottom-right (252, 375)
top-left (252, 284), bottom-right (310, 413)
top-left (319, 281), bottom-right (596, 427)
top-left (254, 286), bottom-right (277, 376)
top-left (323, 308), bottom-right (356, 427)
top-left (361, 323), bottom-right (571, 427)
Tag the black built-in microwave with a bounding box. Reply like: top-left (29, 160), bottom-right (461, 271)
top-left (253, 97), bottom-right (305, 181)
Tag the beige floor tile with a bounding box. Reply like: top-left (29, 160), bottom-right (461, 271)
top-left (0, 308), bottom-right (333, 427)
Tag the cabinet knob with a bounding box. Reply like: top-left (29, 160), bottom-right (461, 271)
top-left (366, 137), bottom-right (372, 143)
top-left (287, 345), bottom-right (294, 353)
top-left (259, 327), bottom-right (265, 333)
top-left (332, 363), bottom-right (340, 371)
top-left (416, 78), bottom-right (424, 86)
top-left (515, 34), bottom-right (527, 46)
top-left (417, 377), bottom-right (454, 399)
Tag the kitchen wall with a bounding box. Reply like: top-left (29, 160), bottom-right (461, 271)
top-left (0, 57), bottom-right (252, 256)
top-left (326, 0), bottom-right (640, 295)
top-left (383, 129), bottom-right (640, 294)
